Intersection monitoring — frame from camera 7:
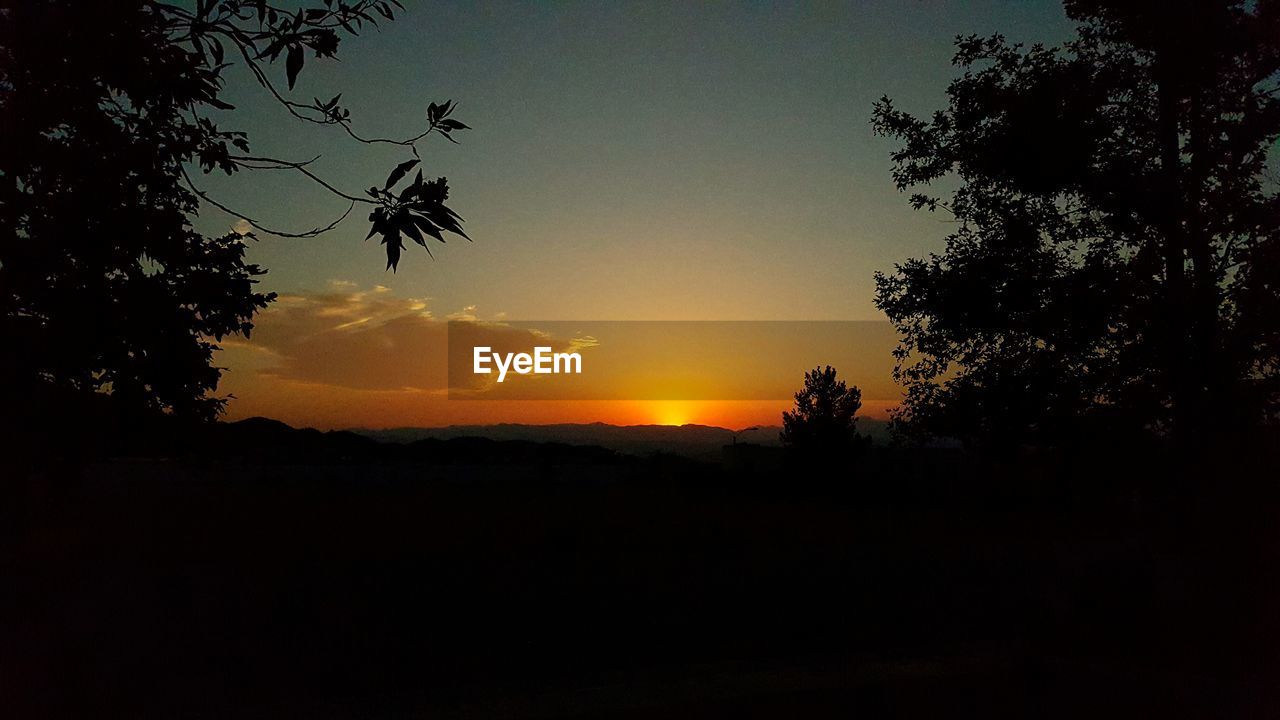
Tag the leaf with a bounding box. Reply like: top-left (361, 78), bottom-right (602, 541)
top-left (383, 158), bottom-right (419, 189)
top-left (286, 45), bottom-right (304, 90)
top-left (366, 208), bottom-right (388, 240)
top-left (434, 211), bottom-right (469, 240)
top-left (382, 230), bottom-right (403, 271)
top-left (260, 38), bottom-right (285, 61)
top-left (411, 215), bottom-right (445, 243)
top-left (401, 218), bottom-right (426, 247)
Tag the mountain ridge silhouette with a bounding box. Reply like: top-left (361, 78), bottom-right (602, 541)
top-left (351, 419), bottom-right (892, 460)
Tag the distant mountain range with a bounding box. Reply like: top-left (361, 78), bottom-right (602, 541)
top-left (353, 420), bottom-right (891, 462)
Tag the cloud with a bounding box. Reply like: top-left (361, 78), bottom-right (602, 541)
top-left (221, 282), bottom-right (589, 396)
top-left (234, 281), bottom-right (446, 391)
top-left (447, 304), bottom-right (479, 321)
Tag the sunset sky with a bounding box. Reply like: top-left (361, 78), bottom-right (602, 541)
top-left (196, 1), bottom-right (1075, 429)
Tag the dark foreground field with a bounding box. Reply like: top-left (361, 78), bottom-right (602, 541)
top-left (4, 434), bottom-right (1279, 718)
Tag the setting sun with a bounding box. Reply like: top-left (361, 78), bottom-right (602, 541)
top-left (653, 401), bottom-right (696, 426)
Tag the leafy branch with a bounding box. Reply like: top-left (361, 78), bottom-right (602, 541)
top-left (364, 159), bottom-right (470, 271)
top-left (155, 0), bottom-right (471, 269)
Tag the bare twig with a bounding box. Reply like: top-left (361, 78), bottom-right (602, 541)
top-left (230, 154), bottom-right (375, 204)
top-left (181, 166), bottom-right (355, 238)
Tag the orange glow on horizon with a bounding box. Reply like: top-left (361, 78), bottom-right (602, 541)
top-left (221, 389), bottom-right (894, 431)
top-left (214, 283), bottom-right (902, 431)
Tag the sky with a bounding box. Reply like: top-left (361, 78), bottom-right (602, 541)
top-left (197, 0), bottom-right (1078, 429)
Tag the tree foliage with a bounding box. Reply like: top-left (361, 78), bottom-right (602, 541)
top-left (781, 366), bottom-right (864, 450)
top-left (872, 0), bottom-right (1280, 449)
top-left (0, 0), bottom-right (470, 421)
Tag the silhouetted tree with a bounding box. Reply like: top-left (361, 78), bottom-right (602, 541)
top-left (781, 366), bottom-right (865, 451)
top-left (0, 1), bottom-right (470, 422)
top-left (872, 0), bottom-right (1280, 450)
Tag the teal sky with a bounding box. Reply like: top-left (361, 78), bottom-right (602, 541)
top-left (192, 0), bottom-right (1075, 321)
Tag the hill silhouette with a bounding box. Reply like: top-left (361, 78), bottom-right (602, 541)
top-left (207, 417), bottom-right (644, 466)
top-left (354, 419), bottom-right (893, 461)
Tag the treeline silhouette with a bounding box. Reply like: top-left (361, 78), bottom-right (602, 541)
top-left (0, 0), bottom-right (468, 430)
top-left (873, 1), bottom-right (1280, 453)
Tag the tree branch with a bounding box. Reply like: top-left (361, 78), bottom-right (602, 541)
top-left (229, 154), bottom-right (375, 204)
top-left (227, 41), bottom-right (440, 159)
top-left (181, 166), bottom-right (355, 238)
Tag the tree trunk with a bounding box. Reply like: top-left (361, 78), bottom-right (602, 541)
top-left (1186, 87), bottom-right (1222, 438)
top-left (1155, 53), bottom-right (1195, 446)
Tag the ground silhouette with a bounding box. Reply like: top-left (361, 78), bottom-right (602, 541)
top-left (5, 416), bottom-right (1280, 717)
